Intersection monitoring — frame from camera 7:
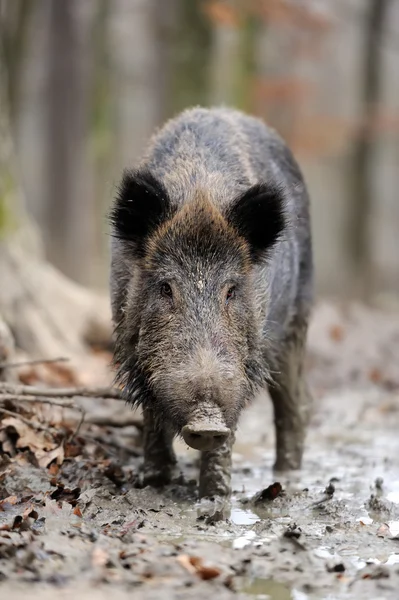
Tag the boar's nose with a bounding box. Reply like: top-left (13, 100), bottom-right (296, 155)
top-left (182, 423), bottom-right (230, 452)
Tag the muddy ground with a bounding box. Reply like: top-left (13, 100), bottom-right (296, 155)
top-left (1, 300), bottom-right (399, 599)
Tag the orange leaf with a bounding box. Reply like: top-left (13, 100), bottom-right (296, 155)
top-left (0, 495), bottom-right (18, 510)
top-left (197, 565), bottom-right (221, 580)
top-left (329, 325), bottom-right (344, 342)
top-left (203, 1), bottom-right (240, 27)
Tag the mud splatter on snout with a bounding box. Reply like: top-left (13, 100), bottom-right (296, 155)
top-left (182, 403), bottom-right (231, 452)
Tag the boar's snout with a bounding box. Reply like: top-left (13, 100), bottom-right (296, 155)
top-left (182, 422), bottom-right (230, 452)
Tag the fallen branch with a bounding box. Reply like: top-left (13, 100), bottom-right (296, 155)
top-left (84, 414), bottom-right (143, 429)
top-left (0, 383), bottom-right (142, 439)
top-left (0, 382), bottom-right (122, 399)
top-left (82, 432), bottom-right (142, 457)
top-left (0, 378), bottom-right (148, 443)
top-left (0, 357), bottom-right (70, 370)
top-left (0, 393), bottom-right (81, 409)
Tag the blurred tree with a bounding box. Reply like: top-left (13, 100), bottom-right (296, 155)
top-left (0, 11), bottom-right (111, 357)
top-left (350, 0), bottom-right (392, 297)
top-left (0, 0), bottom-right (34, 124)
top-left (109, 0), bottom-right (173, 171)
top-left (44, 0), bottom-right (95, 284)
top-left (169, 0), bottom-right (212, 113)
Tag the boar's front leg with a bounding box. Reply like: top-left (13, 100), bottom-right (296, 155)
top-left (199, 431), bottom-right (235, 499)
top-left (267, 318), bottom-right (312, 472)
top-left (141, 407), bottom-right (177, 486)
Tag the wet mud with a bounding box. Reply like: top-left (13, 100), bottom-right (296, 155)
top-left (1, 301), bottom-right (399, 599)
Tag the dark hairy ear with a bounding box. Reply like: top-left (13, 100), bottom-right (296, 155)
top-left (226, 182), bottom-right (286, 262)
top-left (109, 170), bottom-right (171, 255)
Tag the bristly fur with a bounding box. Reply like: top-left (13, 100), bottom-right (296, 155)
top-left (109, 169), bottom-right (173, 257)
top-left (109, 106), bottom-right (313, 440)
top-left (226, 182), bottom-right (287, 262)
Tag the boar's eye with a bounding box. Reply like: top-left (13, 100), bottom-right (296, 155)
top-left (160, 282), bottom-right (173, 300)
top-left (225, 285), bottom-right (236, 304)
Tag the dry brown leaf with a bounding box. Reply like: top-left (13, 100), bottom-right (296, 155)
top-left (73, 506), bottom-right (82, 517)
top-left (368, 367), bottom-right (383, 384)
top-left (177, 554), bottom-right (197, 574)
top-left (188, 555), bottom-right (202, 569)
top-left (37, 444), bottom-right (64, 469)
top-left (49, 463), bottom-right (59, 476)
top-left (22, 504), bottom-right (38, 520)
top-left (329, 325), bottom-right (345, 342)
top-left (177, 554), bottom-right (221, 580)
top-left (197, 565), bottom-right (221, 580)
top-left (0, 495), bottom-right (18, 510)
top-left (1, 417), bottom-right (55, 454)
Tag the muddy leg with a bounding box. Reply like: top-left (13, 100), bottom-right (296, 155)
top-left (199, 431), bottom-right (235, 499)
top-left (267, 323), bottom-right (312, 471)
top-left (141, 407), bottom-right (177, 486)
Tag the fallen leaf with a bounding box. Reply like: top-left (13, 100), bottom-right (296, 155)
top-left (197, 565), bottom-right (221, 580)
top-left (119, 519), bottom-right (145, 536)
top-left (50, 485), bottom-right (81, 506)
top-left (368, 367), bottom-right (383, 384)
top-left (0, 496), bottom-right (18, 510)
top-left (329, 325), bottom-right (344, 342)
top-left (73, 506), bottom-right (82, 517)
top-left (49, 463), bottom-right (59, 476)
top-left (188, 556), bottom-right (202, 569)
top-left (64, 441), bottom-right (83, 458)
top-left (1, 417), bottom-right (56, 459)
top-left (22, 504), bottom-right (38, 520)
top-left (253, 482), bottom-right (283, 504)
top-left (37, 444), bottom-right (64, 469)
top-left (177, 554), bottom-right (197, 574)
top-left (177, 554), bottom-right (221, 580)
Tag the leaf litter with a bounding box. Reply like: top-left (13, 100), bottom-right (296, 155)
top-left (0, 301), bottom-right (399, 598)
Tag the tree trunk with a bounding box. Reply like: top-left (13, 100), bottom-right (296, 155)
top-left (109, 0), bottom-right (170, 172)
top-left (168, 0), bottom-right (212, 114)
top-left (44, 0), bottom-right (95, 284)
top-left (0, 31), bottom-right (111, 359)
top-left (350, 0), bottom-right (391, 297)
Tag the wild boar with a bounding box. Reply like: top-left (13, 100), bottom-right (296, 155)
top-left (109, 107), bottom-right (313, 498)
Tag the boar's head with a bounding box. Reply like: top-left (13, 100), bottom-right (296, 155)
top-left (110, 170), bottom-right (286, 451)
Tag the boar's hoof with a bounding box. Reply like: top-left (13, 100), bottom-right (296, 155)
top-left (182, 424), bottom-right (230, 452)
top-left (138, 464), bottom-right (176, 488)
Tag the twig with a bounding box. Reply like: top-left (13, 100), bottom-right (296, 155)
top-left (70, 408), bottom-right (85, 442)
top-left (0, 382), bottom-right (123, 399)
top-left (0, 357), bottom-right (70, 370)
top-left (84, 414), bottom-right (143, 429)
top-left (83, 432), bottom-right (142, 457)
top-left (0, 394), bottom-right (77, 409)
top-left (0, 394), bottom-right (86, 442)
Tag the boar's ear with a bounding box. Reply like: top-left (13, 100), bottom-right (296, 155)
top-left (227, 182), bottom-right (286, 262)
top-left (110, 170), bottom-right (170, 255)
